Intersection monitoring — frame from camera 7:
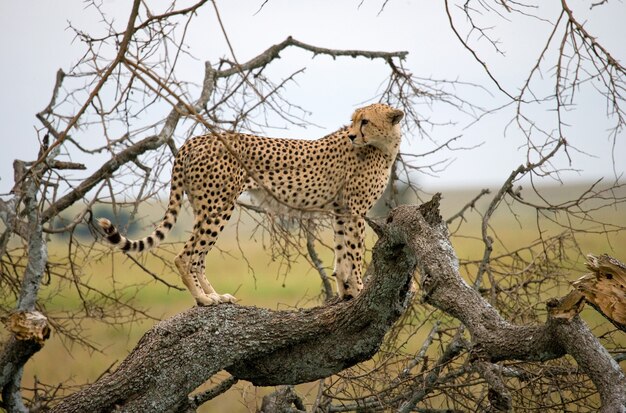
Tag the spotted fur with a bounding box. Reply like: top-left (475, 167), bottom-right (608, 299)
top-left (98, 103), bottom-right (404, 305)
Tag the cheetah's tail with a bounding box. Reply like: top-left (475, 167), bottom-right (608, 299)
top-left (97, 161), bottom-right (185, 253)
top-left (97, 214), bottom-right (176, 253)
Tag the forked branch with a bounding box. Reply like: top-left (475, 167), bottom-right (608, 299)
top-left (47, 198), bottom-right (625, 412)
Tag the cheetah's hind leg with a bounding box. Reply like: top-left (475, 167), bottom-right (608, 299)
top-left (175, 210), bottom-right (238, 305)
top-left (174, 249), bottom-right (221, 306)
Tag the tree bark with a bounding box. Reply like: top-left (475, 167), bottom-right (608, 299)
top-left (48, 200), bottom-right (420, 413)
top-left (0, 177), bottom-right (51, 411)
top-left (388, 198), bottom-right (626, 412)
top-left (46, 197), bottom-right (626, 412)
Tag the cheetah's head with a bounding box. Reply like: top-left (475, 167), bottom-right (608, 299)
top-left (347, 103), bottom-right (404, 157)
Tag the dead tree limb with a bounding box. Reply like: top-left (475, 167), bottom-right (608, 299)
top-left (574, 254), bottom-right (626, 332)
top-left (47, 197), bottom-right (421, 412)
top-left (0, 172), bottom-right (50, 411)
top-left (391, 197), bottom-right (626, 412)
top-left (46, 197), bottom-right (626, 412)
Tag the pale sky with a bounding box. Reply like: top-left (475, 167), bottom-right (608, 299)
top-left (0, 0), bottom-right (624, 196)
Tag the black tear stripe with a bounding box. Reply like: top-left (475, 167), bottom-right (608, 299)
top-left (121, 240), bottom-right (131, 252)
top-left (138, 240), bottom-right (145, 252)
top-left (108, 232), bottom-right (121, 244)
top-left (155, 230), bottom-right (165, 240)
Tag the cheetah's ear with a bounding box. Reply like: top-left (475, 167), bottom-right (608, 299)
top-left (389, 109), bottom-right (404, 125)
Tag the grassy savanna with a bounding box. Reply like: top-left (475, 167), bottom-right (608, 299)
top-left (7, 183), bottom-right (626, 412)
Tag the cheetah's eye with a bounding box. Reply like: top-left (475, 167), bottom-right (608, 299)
top-left (360, 119), bottom-right (369, 126)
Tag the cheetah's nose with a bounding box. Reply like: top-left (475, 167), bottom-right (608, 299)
top-left (348, 134), bottom-right (356, 142)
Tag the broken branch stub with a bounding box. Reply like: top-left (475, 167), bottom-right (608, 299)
top-left (6, 311), bottom-right (50, 345)
top-left (550, 254), bottom-right (626, 332)
top-left (575, 254), bottom-right (626, 331)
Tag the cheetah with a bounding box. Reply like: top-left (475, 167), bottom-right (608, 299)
top-left (98, 103), bottom-right (404, 306)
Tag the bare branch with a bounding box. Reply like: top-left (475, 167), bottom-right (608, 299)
top-left (40, 135), bottom-right (163, 223)
top-left (30, 0), bottom-right (142, 173)
top-left (213, 36), bottom-right (407, 79)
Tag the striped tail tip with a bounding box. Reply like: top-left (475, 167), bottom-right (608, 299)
top-left (97, 218), bottom-right (114, 234)
top-left (97, 217), bottom-right (122, 245)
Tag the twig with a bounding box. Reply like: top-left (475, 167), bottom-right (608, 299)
top-left (27, 0), bottom-right (142, 175)
top-left (446, 188), bottom-right (490, 225)
top-left (305, 224), bottom-right (334, 301)
top-left (187, 375), bottom-right (238, 409)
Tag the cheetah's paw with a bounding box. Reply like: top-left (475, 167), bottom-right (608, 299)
top-left (219, 293), bottom-right (238, 304)
top-left (195, 293), bottom-right (221, 306)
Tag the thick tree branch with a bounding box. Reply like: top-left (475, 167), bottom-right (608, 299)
top-left (0, 338), bottom-right (43, 407)
top-left (48, 199), bottom-right (423, 412)
top-left (43, 198), bottom-right (625, 412)
top-left (0, 179), bottom-right (50, 409)
top-left (552, 314), bottom-right (626, 413)
top-left (389, 198), bottom-right (626, 412)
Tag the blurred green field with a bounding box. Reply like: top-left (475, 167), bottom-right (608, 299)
top-left (11, 183), bottom-right (626, 411)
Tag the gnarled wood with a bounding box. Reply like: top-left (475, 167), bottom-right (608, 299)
top-left (48, 200), bottom-right (423, 413)
top-left (47, 199), bottom-right (626, 412)
top-left (575, 254), bottom-right (626, 332)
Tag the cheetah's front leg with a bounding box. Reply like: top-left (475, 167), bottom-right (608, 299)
top-left (332, 214), bottom-right (365, 299)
